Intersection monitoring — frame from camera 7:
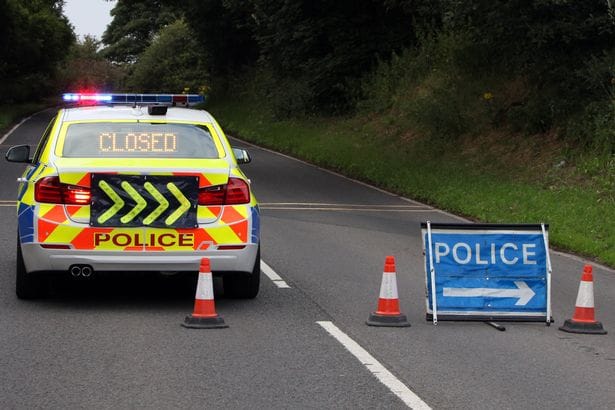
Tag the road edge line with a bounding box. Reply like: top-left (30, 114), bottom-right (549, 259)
top-left (0, 108), bottom-right (49, 145)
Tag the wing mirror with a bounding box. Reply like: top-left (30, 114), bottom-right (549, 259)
top-left (232, 148), bottom-right (251, 164)
top-left (5, 145), bottom-right (32, 163)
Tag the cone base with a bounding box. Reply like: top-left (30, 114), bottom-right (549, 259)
top-left (366, 312), bottom-right (411, 327)
top-left (558, 319), bottom-right (607, 335)
top-left (181, 314), bottom-right (228, 329)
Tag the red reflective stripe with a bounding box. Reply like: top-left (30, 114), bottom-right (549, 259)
top-left (229, 220), bottom-right (248, 242)
top-left (171, 172), bottom-right (211, 187)
top-left (43, 205), bottom-right (67, 223)
top-left (65, 205), bottom-right (83, 217)
top-left (37, 219), bottom-right (58, 242)
top-left (77, 174), bottom-right (91, 188)
top-left (221, 206), bottom-right (244, 225)
top-left (177, 228), bottom-right (215, 249)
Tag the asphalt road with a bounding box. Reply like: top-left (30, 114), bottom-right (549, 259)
top-left (1, 108), bottom-right (614, 409)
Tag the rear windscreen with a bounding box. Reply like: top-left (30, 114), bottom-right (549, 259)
top-left (62, 122), bottom-right (219, 158)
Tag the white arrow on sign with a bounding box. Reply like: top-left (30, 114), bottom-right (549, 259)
top-left (443, 281), bottom-right (535, 306)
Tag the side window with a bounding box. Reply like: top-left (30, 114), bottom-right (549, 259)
top-left (32, 116), bottom-right (57, 164)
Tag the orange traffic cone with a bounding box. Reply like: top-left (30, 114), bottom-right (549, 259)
top-left (559, 265), bottom-right (607, 335)
top-left (182, 258), bottom-right (228, 329)
top-left (366, 256), bottom-right (410, 327)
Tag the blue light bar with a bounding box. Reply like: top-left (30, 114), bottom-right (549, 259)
top-left (62, 93), bottom-right (204, 105)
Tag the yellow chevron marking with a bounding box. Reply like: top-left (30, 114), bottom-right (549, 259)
top-left (39, 204), bottom-right (58, 218)
top-left (97, 180), bottom-right (125, 224)
top-left (44, 224), bottom-right (82, 244)
top-left (233, 205), bottom-right (249, 219)
top-left (71, 205), bottom-right (90, 220)
top-left (143, 182), bottom-right (169, 225)
top-left (165, 183), bottom-right (191, 225)
top-left (120, 181), bottom-right (147, 223)
top-left (197, 206), bottom-right (218, 220)
top-left (207, 225), bottom-right (241, 244)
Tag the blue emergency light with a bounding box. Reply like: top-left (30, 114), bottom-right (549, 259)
top-left (62, 93), bottom-right (205, 105)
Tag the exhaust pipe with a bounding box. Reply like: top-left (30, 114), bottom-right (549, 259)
top-left (81, 266), bottom-right (93, 278)
top-left (70, 265), bottom-right (82, 277)
top-left (69, 264), bottom-right (94, 278)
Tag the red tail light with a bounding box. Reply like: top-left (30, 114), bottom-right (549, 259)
top-left (198, 185), bottom-right (225, 205)
top-left (198, 177), bottom-right (250, 205)
top-left (35, 176), bottom-right (91, 205)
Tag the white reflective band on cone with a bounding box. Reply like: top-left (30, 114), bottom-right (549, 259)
top-left (575, 281), bottom-right (595, 308)
top-left (196, 272), bottom-right (214, 300)
top-left (379, 272), bottom-right (399, 299)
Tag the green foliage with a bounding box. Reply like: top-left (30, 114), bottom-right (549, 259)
top-left (0, 0), bottom-right (74, 102)
top-left (101, 0), bottom-right (180, 64)
top-left (248, 0), bottom-right (417, 115)
top-left (566, 101), bottom-right (615, 154)
top-left (358, 2), bottom-right (615, 150)
top-left (128, 20), bottom-right (208, 93)
top-left (179, 0), bottom-right (258, 76)
top-left (177, 0), bottom-right (419, 115)
top-left (437, 0), bottom-right (615, 130)
top-left (58, 36), bottom-right (126, 92)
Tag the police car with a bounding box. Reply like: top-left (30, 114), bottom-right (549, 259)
top-left (5, 93), bottom-right (260, 299)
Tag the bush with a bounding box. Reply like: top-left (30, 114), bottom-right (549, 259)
top-left (128, 20), bottom-right (207, 93)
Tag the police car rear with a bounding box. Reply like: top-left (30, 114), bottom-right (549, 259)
top-left (5, 93), bottom-right (260, 299)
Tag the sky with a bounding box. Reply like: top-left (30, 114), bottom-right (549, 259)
top-left (63, 0), bottom-right (117, 40)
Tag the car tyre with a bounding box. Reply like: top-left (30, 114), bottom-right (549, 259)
top-left (16, 240), bottom-right (45, 299)
top-left (223, 247), bottom-right (260, 299)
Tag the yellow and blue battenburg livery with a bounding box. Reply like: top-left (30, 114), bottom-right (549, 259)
top-left (7, 93), bottom-right (261, 299)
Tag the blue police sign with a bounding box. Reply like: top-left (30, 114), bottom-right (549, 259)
top-left (421, 223), bottom-right (552, 324)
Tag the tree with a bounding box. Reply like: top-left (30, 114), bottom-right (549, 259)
top-left (101, 0), bottom-right (180, 64)
top-left (128, 19), bottom-right (208, 93)
top-left (0, 0), bottom-right (74, 102)
top-left (179, 0), bottom-right (259, 76)
top-left (58, 35), bottom-right (126, 92)
top-left (249, 0), bottom-right (417, 113)
top-left (436, 0), bottom-right (615, 129)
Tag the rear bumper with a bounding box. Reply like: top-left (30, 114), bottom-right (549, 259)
top-left (21, 242), bottom-right (259, 274)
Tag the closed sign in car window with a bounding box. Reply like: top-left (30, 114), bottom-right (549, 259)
top-left (61, 123), bottom-right (219, 158)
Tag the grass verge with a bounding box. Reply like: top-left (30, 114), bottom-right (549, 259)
top-left (207, 97), bottom-right (615, 268)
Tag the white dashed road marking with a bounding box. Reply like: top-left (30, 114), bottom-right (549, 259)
top-left (261, 260), bottom-right (291, 288)
top-left (317, 321), bottom-right (431, 410)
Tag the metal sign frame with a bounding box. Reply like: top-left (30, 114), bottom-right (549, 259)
top-left (422, 222), bottom-right (552, 325)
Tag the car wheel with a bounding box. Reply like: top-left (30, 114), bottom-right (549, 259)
top-left (223, 247), bottom-right (260, 299)
top-left (16, 239), bottom-right (45, 299)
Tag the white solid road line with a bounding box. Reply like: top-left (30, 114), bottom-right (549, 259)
top-left (261, 260), bottom-right (291, 288)
top-left (0, 109), bottom-right (48, 145)
top-left (317, 321), bottom-right (431, 410)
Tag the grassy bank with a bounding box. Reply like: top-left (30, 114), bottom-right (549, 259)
top-left (0, 103), bottom-right (47, 135)
top-left (207, 97), bottom-right (615, 268)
